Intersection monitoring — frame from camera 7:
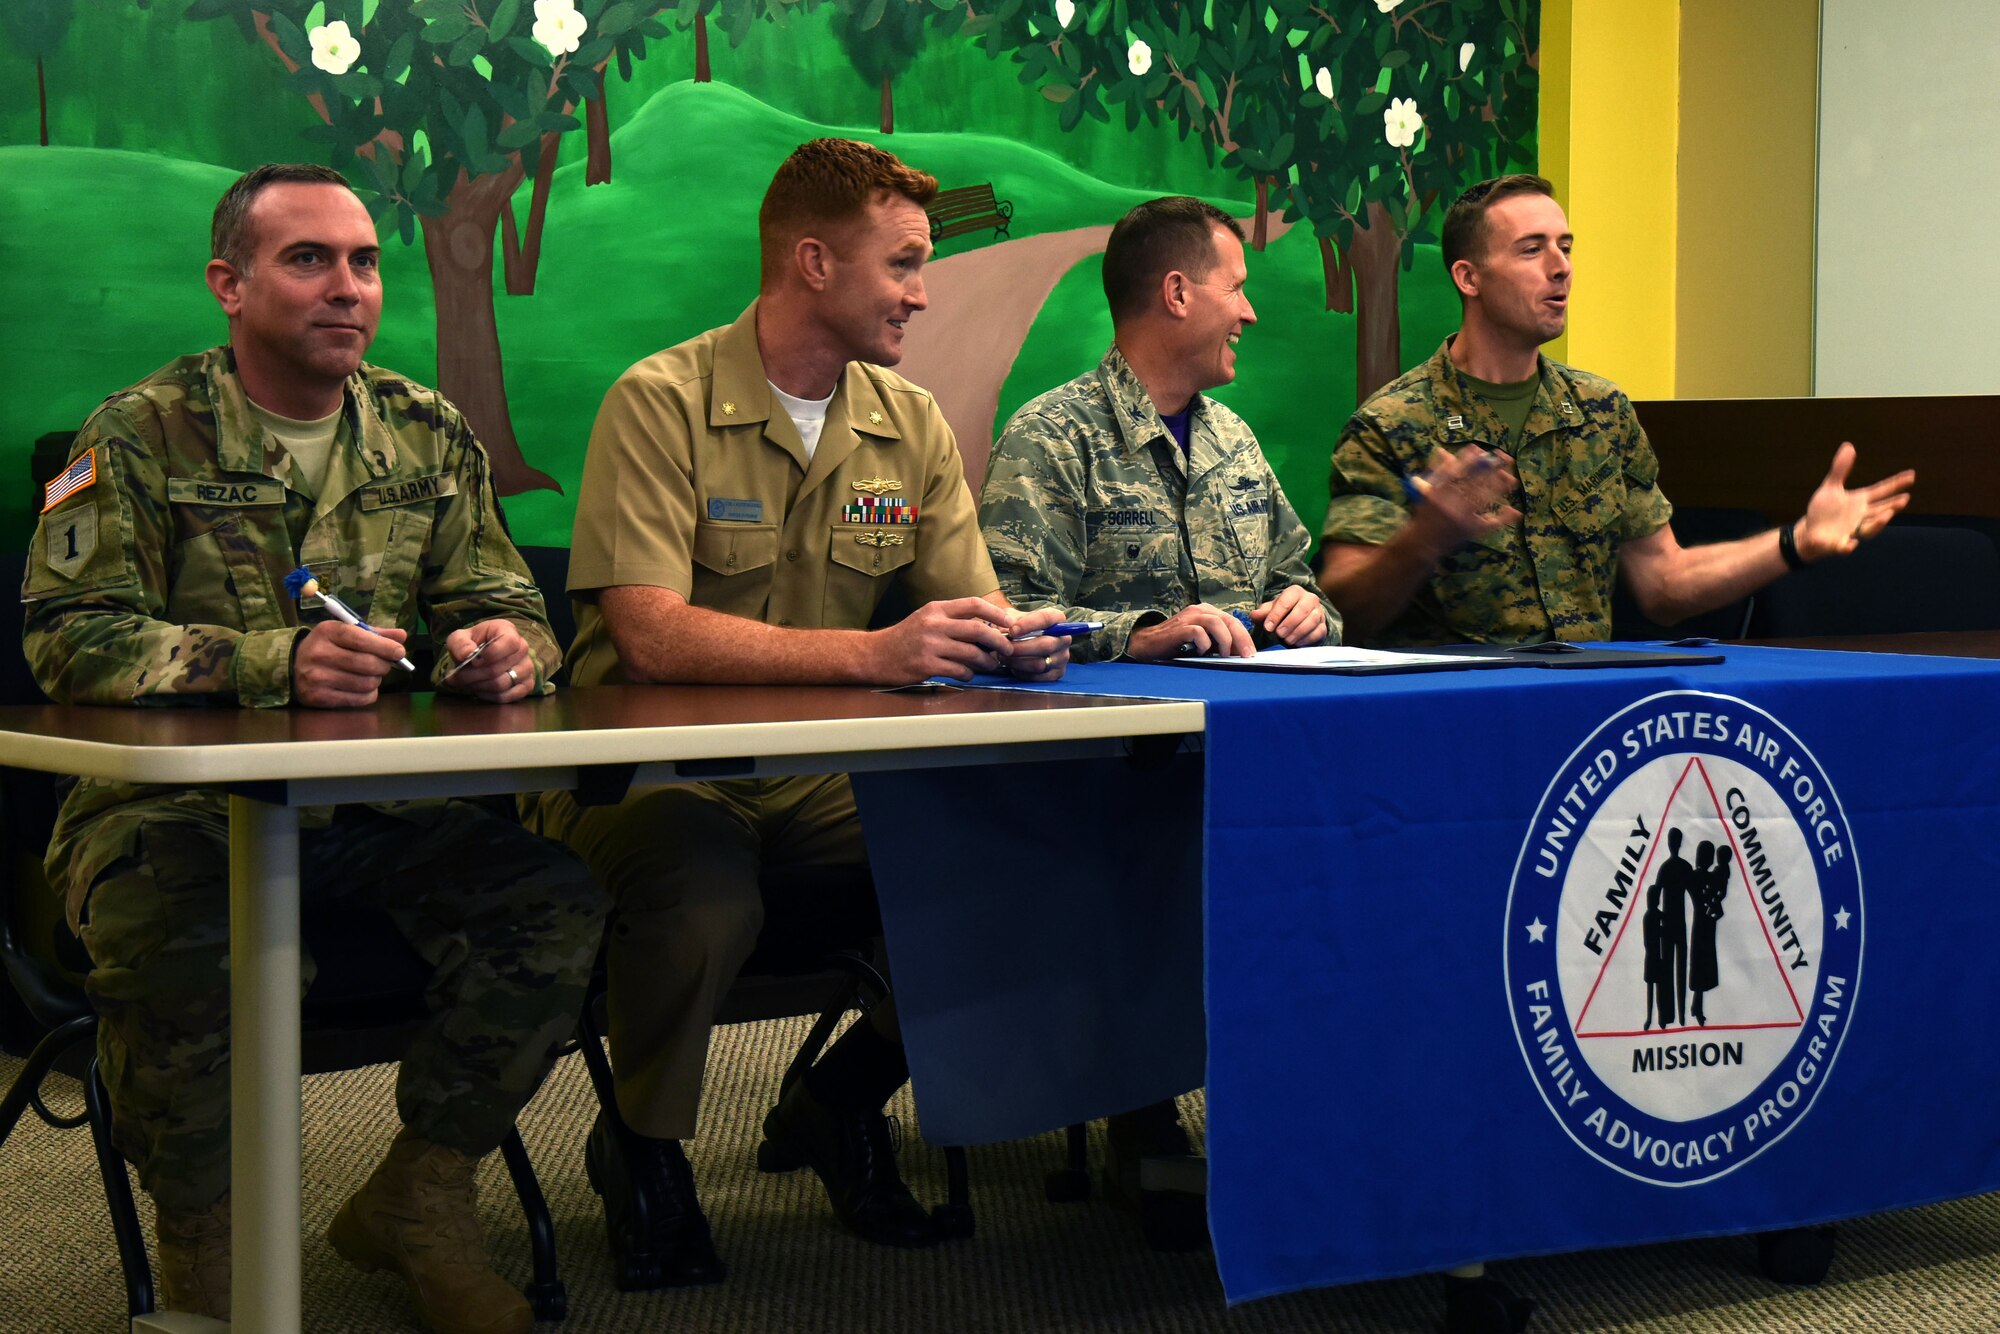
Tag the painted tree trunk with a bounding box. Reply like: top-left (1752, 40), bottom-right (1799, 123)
top-left (502, 135), bottom-right (561, 296)
top-left (1318, 235), bottom-right (1354, 314)
top-left (1252, 177), bottom-right (1268, 251)
top-left (37, 57), bottom-right (48, 146)
top-left (585, 93), bottom-right (610, 185)
top-left (1348, 201), bottom-right (1403, 404)
top-left (694, 14), bottom-right (710, 83)
top-left (421, 175), bottom-right (560, 496)
top-left (880, 73), bottom-right (894, 134)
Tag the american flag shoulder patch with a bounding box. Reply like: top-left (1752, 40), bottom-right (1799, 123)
top-left (42, 450), bottom-right (97, 514)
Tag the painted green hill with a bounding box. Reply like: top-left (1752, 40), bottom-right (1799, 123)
top-left (0, 82), bottom-right (1248, 548)
top-left (998, 224), bottom-right (1467, 541)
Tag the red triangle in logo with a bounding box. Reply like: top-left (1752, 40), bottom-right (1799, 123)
top-left (1574, 756), bottom-right (1807, 1039)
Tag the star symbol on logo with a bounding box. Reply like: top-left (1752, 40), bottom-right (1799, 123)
top-left (1833, 906), bottom-right (1852, 930)
top-left (1525, 917), bottom-right (1548, 943)
top-left (868, 410), bottom-right (884, 426)
top-left (721, 401), bottom-right (737, 416)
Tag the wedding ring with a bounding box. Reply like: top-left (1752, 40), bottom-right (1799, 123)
top-left (1042, 655), bottom-right (1052, 672)
top-left (507, 667), bottom-right (518, 685)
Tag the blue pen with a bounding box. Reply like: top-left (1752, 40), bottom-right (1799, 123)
top-left (1011, 620), bottom-right (1102, 641)
top-left (283, 565), bottom-right (416, 672)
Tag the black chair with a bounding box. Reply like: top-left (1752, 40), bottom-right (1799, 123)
top-left (517, 545), bottom-right (576, 685)
top-left (1746, 524), bottom-right (2000, 637)
top-left (0, 626), bottom-right (570, 1323)
top-left (1611, 505), bottom-right (1771, 641)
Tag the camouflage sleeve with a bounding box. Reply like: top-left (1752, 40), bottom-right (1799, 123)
top-left (22, 408), bottom-right (305, 707)
top-left (1258, 454), bottom-right (1344, 644)
top-left (1616, 400), bottom-right (1674, 541)
top-left (980, 408), bottom-right (1162, 662)
top-left (1321, 410), bottom-right (1412, 550)
top-left (417, 403), bottom-right (561, 693)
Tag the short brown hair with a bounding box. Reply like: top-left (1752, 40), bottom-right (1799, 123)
top-left (1101, 197), bottom-right (1244, 324)
top-left (758, 139), bottom-right (939, 287)
top-left (1440, 173), bottom-right (1556, 273)
top-left (211, 162), bottom-right (355, 273)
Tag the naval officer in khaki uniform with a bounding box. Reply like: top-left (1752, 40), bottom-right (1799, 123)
top-left (525, 138), bottom-right (1071, 1288)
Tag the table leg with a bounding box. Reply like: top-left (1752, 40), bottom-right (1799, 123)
top-left (227, 795), bottom-right (302, 1333)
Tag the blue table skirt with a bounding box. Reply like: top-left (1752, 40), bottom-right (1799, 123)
top-left (855, 645), bottom-right (2000, 1300)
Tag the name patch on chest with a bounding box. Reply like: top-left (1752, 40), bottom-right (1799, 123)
top-left (707, 497), bottom-right (765, 523)
top-left (167, 478), bottom-right (285, 507)
top-left (1093, 507), bottom-right (1159, 530)
top-left (360, 474), bottom-right (458, 510)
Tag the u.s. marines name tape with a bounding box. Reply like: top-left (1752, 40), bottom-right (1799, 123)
top-left (1504, 691), bottom-right (1863, 1186)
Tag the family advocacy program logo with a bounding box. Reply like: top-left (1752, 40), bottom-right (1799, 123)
top-left (1504, 691), bottom-right (1863, 1186)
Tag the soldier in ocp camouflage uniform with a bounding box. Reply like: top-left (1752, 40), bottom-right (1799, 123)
top-left (1319, 174), bottom-right (1915, 652)
top-left (983, 197), bottom-right (1337, 667)
top-left (980, 196), bottom-right (1335, 1249)
top-left (21, 164), bottom-right (607, 1334)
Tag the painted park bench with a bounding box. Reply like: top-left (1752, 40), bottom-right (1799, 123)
top-left (927, 183), bottom-right (1015, 244)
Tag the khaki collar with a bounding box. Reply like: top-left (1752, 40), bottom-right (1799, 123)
top-left (710, 303), bottom-right (905, 491)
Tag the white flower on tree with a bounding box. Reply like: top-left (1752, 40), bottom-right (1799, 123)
top-left (1460, 42), bottom-right (1476, 72)
top-left (1127, 38), bottom-right (1152, 76)
top-left (1374, 0), bottom-right (1403, 12)
top-left (1055, 0), bottom-right (1075, 28)
top-left (1384, 96), bottom-right (1422, 148)
top-left (532, 0), bottom-right (588, 56)
top-left (1314, 66), bottom-right (1333, 99)
top-left (308, 20), bottom-right (360, 76)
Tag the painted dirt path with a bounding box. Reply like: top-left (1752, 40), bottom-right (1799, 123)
top-left (898, 211), bottom-right (1291, 488)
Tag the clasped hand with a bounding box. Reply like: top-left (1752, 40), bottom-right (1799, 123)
top-left (873, 598), bottom-right (1071, 683)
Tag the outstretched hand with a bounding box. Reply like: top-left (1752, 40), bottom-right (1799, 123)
top-left (1794, 442), bottom-right (1916, 562)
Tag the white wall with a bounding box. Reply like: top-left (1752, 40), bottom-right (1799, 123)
top-left (1815, 0), bottom-right (2000, 395)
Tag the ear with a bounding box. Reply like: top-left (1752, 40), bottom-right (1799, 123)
top-left (1160, 269), bottom-right (1193, 321)
top-left (206, 259), bottom-right (244, 317)
top-left (794, 235), bottom-right (834, 293)
top-left (1449, 257), bottom-right (1480, 300)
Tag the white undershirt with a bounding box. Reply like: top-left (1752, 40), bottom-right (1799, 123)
top-left (769, 380), bottom-right (834, 462)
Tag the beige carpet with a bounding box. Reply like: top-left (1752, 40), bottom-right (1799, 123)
top-left (2, 1015), bottom-right (1997, 1333)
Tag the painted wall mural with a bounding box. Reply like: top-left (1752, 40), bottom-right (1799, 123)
top-left (0, 0), bottom-right (1537, 550)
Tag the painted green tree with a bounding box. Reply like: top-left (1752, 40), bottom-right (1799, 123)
top-left (976, 0), bottom-right (1536, 404)
top-left (185, 0), bottom-right (681, 493)
top-left (3, 0), bottom-right (79, 146)
top-left (830, 0), bottom-right (961, 133)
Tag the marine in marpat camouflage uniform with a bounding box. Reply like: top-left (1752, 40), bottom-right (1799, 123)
top-left (980, 196), bottom-right (1335, 1251)
top-left (21, 164), bottom-right (607, 1334)
top-left (983, 196), bottom-right (1337, 667)
top-left (1317, 172), bottom-right (1917, 652)
top-left (1316, 173), bottom-right (1919, 1325)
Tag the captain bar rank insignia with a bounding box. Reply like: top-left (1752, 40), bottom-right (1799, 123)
top-left (1504, 691), bottom-right (1863, 1186)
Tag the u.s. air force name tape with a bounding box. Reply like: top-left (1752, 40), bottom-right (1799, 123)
top-left (1504, 691), bottom-right (1863, 1187)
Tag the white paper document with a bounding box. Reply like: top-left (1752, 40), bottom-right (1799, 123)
top-left (1169, 645), bottom-right (1508, 672)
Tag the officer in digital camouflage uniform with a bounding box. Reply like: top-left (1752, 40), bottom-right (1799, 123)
top-left (979, 195), bottom-right (1336, 1247)
top-left (1315, 173), bottom-right (1917, 1320)
top-left (1317, 172), bottom-right (1915, 650)
top-left (523, 138), bottom-right (1071, 1289)
top-left (983, 196), bottom-right (1337, 665)
top-left (21, 163), bottom-right (608, 1333)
